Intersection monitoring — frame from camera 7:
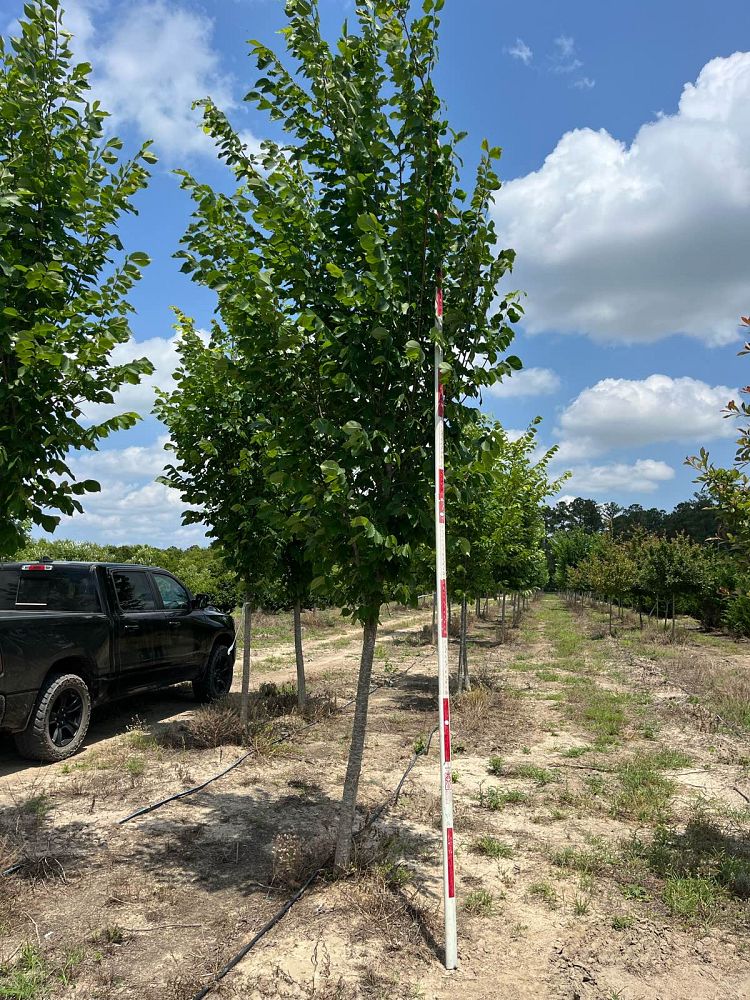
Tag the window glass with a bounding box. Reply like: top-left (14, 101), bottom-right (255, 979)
top-left (153, 574), bottom-right (190, 611)
top-left (112, 571), bottom-right (156, 612)
top-left (7, 567), bottom-right (101, 612)
top-left (0, 570), bottom-right (19, 610)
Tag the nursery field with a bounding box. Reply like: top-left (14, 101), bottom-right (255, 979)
top-left (0, 596), bottom-right (749, 999)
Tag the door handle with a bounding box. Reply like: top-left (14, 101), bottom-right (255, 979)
top-left (168, 621), bottom-right (181, 628)
top-left (124, 624), bottom-right (140, 632)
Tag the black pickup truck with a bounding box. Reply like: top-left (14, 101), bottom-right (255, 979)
top-left (0, 560), bottom-right (236, 762)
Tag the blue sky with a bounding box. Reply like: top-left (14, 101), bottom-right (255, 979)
top-left (4, 0), bottom-right (750, 544)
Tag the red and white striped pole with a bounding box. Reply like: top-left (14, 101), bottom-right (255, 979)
top-left (434, 268), bottom-right (458, 970)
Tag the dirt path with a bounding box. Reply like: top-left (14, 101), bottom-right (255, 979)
top-left (0, 597), bottom-right (748, 999)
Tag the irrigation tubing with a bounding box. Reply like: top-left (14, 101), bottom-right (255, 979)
top-left (188, 726), bottom-right (438, 1000)
top-left (118, 646), bottom-right (426, 825)
top-left (189, 869), bottom-right (320, 1000)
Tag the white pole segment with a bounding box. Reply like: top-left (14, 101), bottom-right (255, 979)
top-left (434, 271), bottom-right (458, 970)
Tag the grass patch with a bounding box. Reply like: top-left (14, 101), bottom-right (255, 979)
top-left (470, 837), bottom-right (514, 859)
top-left (487, 756), bottom-right (503, 775)
top-left (20, 795), bottom-right (52, 822)
top-left (464, 890), bottom-right (495, 916)
top-left (664, 877), bottom-right (723, 919)
top-left (0, 943), bottom-right (84, 998)
top-left (551, 843), bottom-right (615, 877)
top-left (528, 881), bottom-right (558, 908)
top-left (612, 755), bottom-right (675, 823)
top-left (479, 787), bottom-right (528, 811)
top-left (515, 764), bottom-right (559, 786)
top-left (611, 913), bottom-right (635, 930)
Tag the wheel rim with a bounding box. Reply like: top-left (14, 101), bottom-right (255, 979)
top-left (48, 689), bottom-right (84, 747)
top-left (211, 652), bottom-right (232, 696)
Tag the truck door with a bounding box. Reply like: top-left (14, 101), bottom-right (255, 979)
top-left (150, 572), bottom-right (204, 681)
top-left (110, 569), bottom-right (170, 694)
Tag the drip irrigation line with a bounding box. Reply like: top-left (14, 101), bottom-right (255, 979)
top-left (190, 869), bottom-right (320, 1000)
top-left (189, 722), bottom-right (437, 1000)
top-left (1, 863), bottom-right (24, 878)
top-left (118, 648), bottom-right (426, 825)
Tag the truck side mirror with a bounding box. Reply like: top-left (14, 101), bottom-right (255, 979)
top-left (192, 593), bottom-right (211, 610)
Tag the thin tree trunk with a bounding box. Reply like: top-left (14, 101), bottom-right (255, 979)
top-left (639, 598), bottom-right (643, 631)
top-left (334, 619), bottom-right (379, 869)
top-left (293, 599), bottom-right (306, 710)
top-left (462, 597), bottom-right (471, 691)
top-left (240, 594), bottom-right (252, 731)
top-left (501, 592), bottom-right (506, 643)
top-left (608, 598), bottom-right (613, 636)
top-left (671, 593), bottom-right (676, 642)
top-left (483, 597), bottom-right (489, 618)
top-left (475, 597), bottom-right (481, 619)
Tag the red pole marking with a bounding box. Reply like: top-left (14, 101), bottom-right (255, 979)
top-left (446, 828), bottom-right (455, 897)
top-left (436, 287), bottom-right (443, 318)
top-left (438, 469), bottom-right (445, 522)
top-left (440, 579), bottom-right (448, 638)
top-left (437, 382), bottom-right (444, 417)
top-left (443, 698), bottom-right (451, 761)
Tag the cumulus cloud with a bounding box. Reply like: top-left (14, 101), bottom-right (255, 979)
top-left (81, 333), bottom-right (186, 425)
top-left (487, 366), bottom-right (561, 399)
top-left (60, 0), bottom-right (234, 159)
top-left (55, 478), bottom-right (206, 547)
top-left (554, 374), bottom-right (735, 461)
top-left (507, 38), bottom-right (533, 65)
top-left (493, 52), bottom-right (750, 345)
top-left (564, 459), bottom-right (675, 496)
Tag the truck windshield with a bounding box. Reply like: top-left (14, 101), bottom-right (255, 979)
top-left (0, 567), bottom-right (101, 612)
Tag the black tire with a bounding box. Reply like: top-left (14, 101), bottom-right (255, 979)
top-left (14, 673), bottom-right (92, 763)
top-left (193, 644), bottom-right (233, 703)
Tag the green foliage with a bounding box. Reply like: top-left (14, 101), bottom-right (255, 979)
top-left (162, 0), bottom-right (524, 624)
top-left (12, 537), bottom-right (245, 611)
top-left (0, 1), bottom-right (156, 555)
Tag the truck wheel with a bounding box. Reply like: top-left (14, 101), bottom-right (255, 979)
top-left (193, 644), bottom-right (233, 703)
top-left (14, 674), bottom-right (92, 763)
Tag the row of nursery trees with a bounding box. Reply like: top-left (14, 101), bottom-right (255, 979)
top-left (0, 1), bottom-right (560, 868)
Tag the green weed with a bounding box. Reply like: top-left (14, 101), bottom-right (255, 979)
top-left (470, 837), bottom-right (514, 859)
top-left (464, 890), bottom-right (494, 916)
top-left (479, 787), bottom-right (528, 810)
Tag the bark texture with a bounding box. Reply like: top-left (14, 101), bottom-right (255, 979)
top-left (293, 599), bottom-right (306, 709)
top-left (240, 596), bottom-right (252, 730)
top-left (334, 618), bottom-right (378, 869)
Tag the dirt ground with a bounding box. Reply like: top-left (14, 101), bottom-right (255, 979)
top-left (0, 596), bottom-right (749, 999)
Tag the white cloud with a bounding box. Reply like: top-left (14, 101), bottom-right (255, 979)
top-left (71, 436), bottom-right (172, 479)
top-left (488, 366), bottom-right (561, 399)
top-left (493, 52), bottom-right (750, 345)
top-left (61, 0), bottom-right (235, 159)
top-left (55, 478), bottom-right (206, 547)
top-left (564, 459), bottom-right (675, 496)
top-left (555, 374), bottom-right (735, 461)
top-left (81, 333), bottom-right (185, 424)
top-left (507, 38), bottom-right (533, 66)
top-left (554, 35), bottom-right (576, 60)
top-left (573, 76), bottom-right (595, 90)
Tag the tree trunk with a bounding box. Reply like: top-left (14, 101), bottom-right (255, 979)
top-left (475, 597), bottom-right (481, 619)
top-left (459, 597), bottom-right (470, 692)
top-left (639, 598), bottom-right (643, 631)
top-left (608, 598), bottom-right (613, 636)
top-left (431, 590), bottom-right (437, 643)
top-left (483, 597), bottom-right (489, 618)
top-left (500, 592), bottom-right (506, 643)
top-left (240, 594), bottom-right (252, 731)
top-left (293, 599), bottom-right (306, 710)
top-left (334, 618), bottom-right (378, 869)
top-left (671, 593), bottom-right (676, 642)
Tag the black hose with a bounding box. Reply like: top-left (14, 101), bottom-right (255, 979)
top-left (188, 721), bottom-right (436, 1000)
top-left (189, 869), bottom-right (320, 1000)
top-left (118, 650), bottom-right (425, 825)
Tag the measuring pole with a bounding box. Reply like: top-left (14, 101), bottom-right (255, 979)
top-left (434, 268), bottom-right (458, 970)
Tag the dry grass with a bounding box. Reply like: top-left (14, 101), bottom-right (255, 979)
top-left (664, 650), bottom-right (750, 731)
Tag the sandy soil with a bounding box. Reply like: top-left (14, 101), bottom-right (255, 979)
top-left (0, 597), bottom-right (748, 999)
